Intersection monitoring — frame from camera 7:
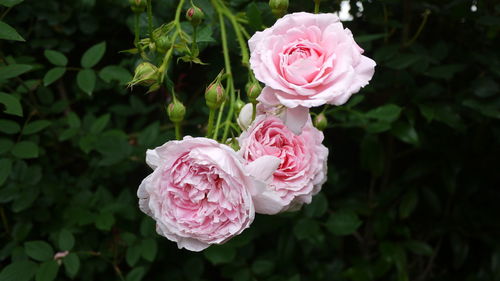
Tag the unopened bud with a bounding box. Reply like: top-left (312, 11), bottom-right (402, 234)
top-left (237, 103), bottom-right (254, 130)
top-left (205, 82), bottom-right (225, 110)
top-left (186, 6), bottom-right (204, 27)
top-left (246, 81), bottom-right (262, 104)
top-left (167, 100), bottom-right (186, 123)
top-left (269, 0), bottom-right (289, 18)
top-left (155, 35), bottom-right (171, 53)
top-left (129, 0), bottom-right (147, 13)
top-left (314, 113), bottom-right (328, 130)
top-left (130, 62), bottom-right (159, 87)
top-left (235, 98), bottom-right (245, 115)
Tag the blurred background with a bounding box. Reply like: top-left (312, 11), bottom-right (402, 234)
top-left (1, 0), bottom-right (500, 280)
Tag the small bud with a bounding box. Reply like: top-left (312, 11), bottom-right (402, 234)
top-left (237, 103), bottom-right (254, 130)
top-left (129, 0), bottom-right (147, 13)
top-left (155, 35), bottom-right (171, 53)
top-left (186, 6), bottom-right (204, 27)
top-left (269, 0), bottom-right (289, 18)
top-left (314, 113), bottom-right (328, 130)
top-left (246, 81), bottom-right (262, 104)
top-left (130, 62), bottom-right (159, 87)
top-left (205, 81), bottom-right (226, 110)
top-left (235, 98), bottom-right (245, 115)
top-left (167, 100), bottom-right (186, 123)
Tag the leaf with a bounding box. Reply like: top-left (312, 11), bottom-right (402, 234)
top-left (63, 253), bottom-right (80, 278)
top-left (0, 20), bottom-right (25, 41)
top-left (44, 50), bottom-right (68, 66)
top-left (0, 0), bottom-right (24, 7)
top-left (99, 65), bottom-right (132, 85)
top-left (76, 69), bottom-right (96, 95)
top-left (0, 120), bottom-right (20, 134)
top-left (23, 120), bottom-right (51, 135)
top-left (391, 121), bottom-right (419, 146)
top-left (252, 260), bottom-right (274, 276)
top-left (35, 261), bottom-right (59, 281)
top-left (67, 112), bottom-right (81, 128)
top-left (0, 92), bottom-right (23, 116)
top-left (355, 33), bottom-right (386, 43)
top-left (293, 218), bottom-right (321, 240)
top-left (126, 244), bottom-right (141, 267)
top-left (125, 267), bottom-right (145, 281)
top-left (0, 138), bottom-right (14, 155)
top-left (141, 238), bottom-right (157, 262)
top-left (24, 241), bottom-right (54, 262)
top-left (304, 193), bottom-right (328, 218)
top-left (12, 141), bottom-right (39, 159)
top-left (0, 260), bottom-right (37, 281)
top-left (43, 67), bottom-right (66, 86)
top-left (58, 229), bottom-right (75, 251)
top-left (81, 41), bottom-right (106, 68)
top-left (366, 104), bottom-right (402, 123)
top-left (399, 190), bottom-right (418, 219)
top-left (425, 64), bottom-right (465, 79)
top-left (95, 211), bottom-right (114, 230)
top-left (90, 114), bottom-right (110, 134)
top-left (405, 241), bottom-right (433, 256)
top-left (0, 158), bottom-right (12, 186)
top-left (204, 244), bottom-right (236, 265)
top-left (246, 2), bottom-right (263, 31)
top-left (0, 64), bottom-right (32, 80)
top-left (386, 53), bottom-right (421, 70)
top-left (326, 211), bottom-right (362, 236)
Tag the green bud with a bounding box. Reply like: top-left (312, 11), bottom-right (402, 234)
top-left (246, 81), bottom-right (262, 104)
top-left (167, 100), bottom-right (186, 123)
top-left (235, 98), bottom-right (245, 115)
top-left (129, 0), bottom-right (147, 13)
top-left (186, 6), bottom-right (204, 27)
top-left (269, 0), bottom-right (289, 18)
top-left (129, 62), bottom-right (159, 87)
top-left (205, 81), bottom-right (225, 110)
top-left (314, 113), bottom-right (328, 130)
top-left (155, 35), bottom-right (171, 53)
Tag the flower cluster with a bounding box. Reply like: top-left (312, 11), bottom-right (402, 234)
top-left (137, 12), bottom-right (375, 251)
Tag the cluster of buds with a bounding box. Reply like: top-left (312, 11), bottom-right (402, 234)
top-left (129, 0), bottom-right (147, 14)
top-left (269, 0), bottom-right (289, 18)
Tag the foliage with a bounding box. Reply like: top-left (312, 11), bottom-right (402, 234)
top-left (1, 0), bottom-right (500, 281)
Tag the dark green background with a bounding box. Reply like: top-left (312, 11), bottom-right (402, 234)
top-left (1, 0), bottom-right (500, 280)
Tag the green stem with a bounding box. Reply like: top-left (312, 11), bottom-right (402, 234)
top-left (174, 122), bottom-right (182, 140)
top-left (147, 0), bottom-right (154, 41)
top-left (404, 9), bottom-right (430, 47)
top-left (134, 13), bottom-right (142, 53)
top-left (206, 108), bottom-right (215, 137)
top-left (314, 0), bottom-right (320, 14)
top-left (251, 102), bottom-right (256, 121)
top-left (219, 1), bottom-right (249, 67)
top-left (213, 101), bottom-right (225, 140)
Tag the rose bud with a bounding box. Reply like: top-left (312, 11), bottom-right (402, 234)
top-left (129, 0), bottom-right (147, 13)
top-left (246, 81), bottom-right (262, 104)
top-left (186, 6), bottom-right (204, 27)
top-left (155, 35), bottom-right (171, 53)
top-left (269, 0), bottom-right (289, 18)
top-left (167, 100), bottom-right (186, 124)
top-left (129, 62), bottom-right (160, 87)
top-left (234, 98), bottom-right (245, 115)
top-left (237, 103), bottom-right (253, 130)
top-left (314, 113), bottom-right (328, 130)
top-left (205, 81), bottom-right (226, 110)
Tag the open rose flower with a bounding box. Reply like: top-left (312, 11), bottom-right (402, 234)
top-left (249, 12), bottom-right (376, 109)
top-left (137, 137), bottom-right (257, 251)
top-left (238, 115), bottom-right (329, 214)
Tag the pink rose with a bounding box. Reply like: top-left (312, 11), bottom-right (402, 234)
top-left (249, 12), bottom-right (376, 109)
top-left (137, 137), bottom-right (256, 251)
top-left (238, 115), bottom-right (329, 214)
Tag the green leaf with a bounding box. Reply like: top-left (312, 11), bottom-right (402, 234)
top-left (125, 267), bottom-right (145, 281)
top-left (35, 261), bottom-right (59, 281)
top-left (405, 240), bottom-right (433, 256)
top-left (425, 64), bottom-right (465, 79)
top-left (12, 141), bottom-right (39, 159)
top-left (95, 211), bottom-right (114, 231)
top-left (366, 104), bottom-right (402, 123)
top-left (326, 211), bottom-right (362, 236)
top-left (58, 229), bottom-right (75, 251)
top-left (246, 2), bottom-right (263, 31)
top-left (0, 138), bottom-right (14, 155)
top-left (0, 158), bottom-right (12, 186)
top-left (355, 33), bottom-right (386, 43)
top-left (0, 64), bottom-right (32, 80)
top-left (304, 193), bottom-right (328, 218)
top-left (0, 92), bottom-right (23, 116)
top-left (204, 244), bottom-right (236, 265)
top-left (252, 260), bottom-right (274, 276)
top-left (24, 241), bottom-right (54, 262)
top-left (386, 53), bottom-right (422, 70)
top-left (399, 190), bottom-right (418, 219)
top-left (141, 238), bottom-right (157, 262)
top-left (0, 260), bottom-right (37, 281)
top-left (293, 218), bottom-right (321, 240)
top-left (67, 112), bottom-right (81, 128)
top-left (63, 253), bottom-right (80, 278)
top-left (90, 114), bottom-right (110, 134)
top-left (0, 20), bottom-right (25, 41)
top-left (81, 41), bottom-right (106, 68)
top-left (76, 69), bottom-right (96, 95)
top-left (23, 120), bottom-right (51, 135)
top-left (391, 121), bottom-right (419, 146)
top-left (99, 65), bottom-right (132, 85)
top-left (44, 50), bottom-right (68, 66)
top-left (0, 119), bottom-right (20, 134)
top-left (43, 67), bottom-right (66, 86)
top-left (126, 244), bottom-right (141, 267)
top-left (0, 0), bottom-right (24, 7)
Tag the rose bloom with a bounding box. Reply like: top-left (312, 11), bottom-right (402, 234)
top-left (238, 115), bottom-right (329, 214)
top-left (249, 12), bottom-right (376, 109)
top-left (137, 137), bottom-right (256, 251)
